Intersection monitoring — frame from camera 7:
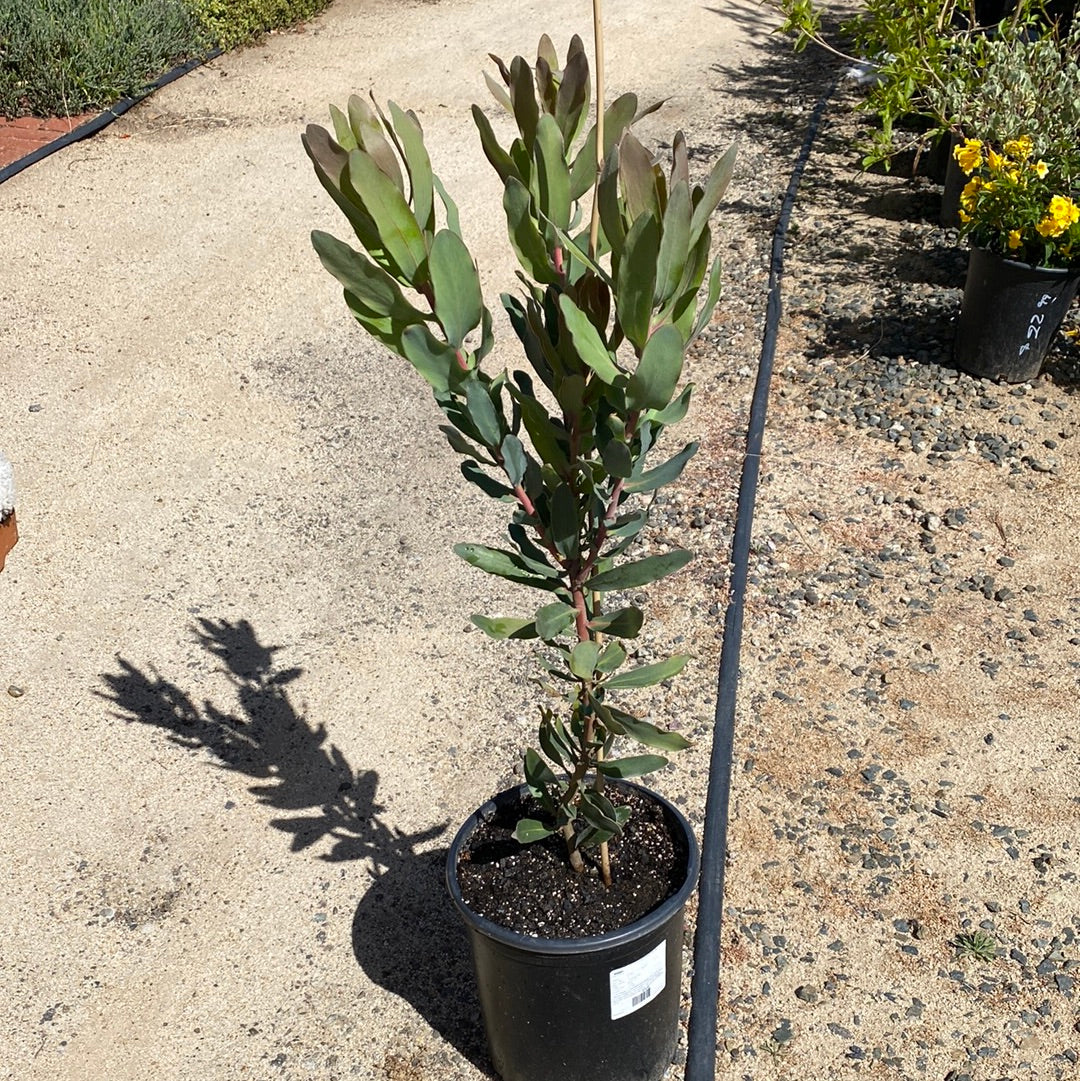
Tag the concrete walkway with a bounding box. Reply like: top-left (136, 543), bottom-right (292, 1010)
top-left (0, 1), bottom-right (763, 1078)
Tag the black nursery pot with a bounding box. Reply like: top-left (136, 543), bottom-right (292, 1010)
top-left (954, 246), bottom-right (1080, 383)
top-left (446, 783), bottom-right (700, 1081)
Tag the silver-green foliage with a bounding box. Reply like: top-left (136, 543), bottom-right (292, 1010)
top-left (926, 23), bottom-right (1080, 168)
top-left (303, 35), bottom-right (735, 867)
top-left (768, 0), bottom-right (1048, 167)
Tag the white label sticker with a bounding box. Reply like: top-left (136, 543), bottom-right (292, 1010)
top-left (609, 940), bottom-right (666, 1020)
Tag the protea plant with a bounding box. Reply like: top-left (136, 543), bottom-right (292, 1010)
top-left (302, 28), bottom-right (734, 886)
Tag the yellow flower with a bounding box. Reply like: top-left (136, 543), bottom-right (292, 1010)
top-left (1038, 195), bottom-right (1080, 237)
top-left (960, 177), bottom-right (981, 209)
top-left (959, 209), bottom-right (972, 224)
top-left (1003, 136), bottom-right (1033, 160)
top-left (987, 148), bottom-right (1006, 173)
top-left (1051, 195), bottom-right (1080, 226)
top-left (1033, 160), bottom-right (1049, 179)
top-left (954, 138), bottom-right (983, 175)
top-left (1007, 229), bottom-right (1022, 250)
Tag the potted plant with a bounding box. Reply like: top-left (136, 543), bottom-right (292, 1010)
top-left (0, 453), bottom-right (16, 572)
top-left (769, 0), bottom-right (1048, 170)
top-left (926, 21), bottom-right (1080, 224)
top-left (302, 15), bottom-right (734, 1081)
top-left (951, 133), bottom-right (1080, 380)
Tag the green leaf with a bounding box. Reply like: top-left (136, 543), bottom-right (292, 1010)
top-left (580, 789), bottom-right (622, 833)
top-left (536, 601), bottom-right (576, 640)
top-left (470, 614), bottom-right (538, 639)
top-left (433, 173), bottom-right (462, 236)
top-left (484, 70), bottom-right (513, 113)
top-left (601, 439), bottom-right (633, 478)
top-left (345, 148), bottom-right (429, 282)
top-left (509, 522), bottom-right (553, 568)
top-left (670, 130), bottom-right (689, 190)
top-left (596, 147), bottom-right (625, 259)
top-left (605, 510), bottom-right (647, 539)
top-left (550, 483), bottom-right (580, 559)
top-left (507, 385), bottom-right (569, 473)
top-left (311, 230), bottom-right (428, 324)
top-left (500, 434), bottom-right (528, 486)
top-left (504, 178), bottom-right (559, 284)
top-left (619, 132), bottom-right (660, 224)
top-left (429, 229), bottom-right (484, 349)
top-left (348, 95), bottom-right (404, 193)
top-left (647, 384), bottom-right (693, 427)
top-left (597, 754), bottom-right (668, 779)
top-left (464, 378), bottom-right (502, 448)
top-left (604, 654), bottom-right (688, 689)
top-left (536, 33), bottom-right (559, 71)
top-left (689, 254), bottom-right (723, 343)
top-left (588, 549), bottom-right (693, 591)
top-left (400, 324), bottom-right (457, 393)
top-left (610, 710), bottom-right (691, 752)
top-left (461, 460), bottom-right (514, 499)
top-left (329, 103), bottom-right (357, 150)
top-left (509, 54), bottom-right (540, 147)
top-left (558, 295), bottom-right (620, 383)
top-left (524, 746), bottom-right (560, 789)
top-left (689, 141), bottom-right (737, 248)
top-left (616, 212), bottom-right (660, 351)
top-left (589, 607), bottom-right (644, 638)
top-left (655, 179), bottom-right (692, 307)
top-left (534, 114), bottom-right (571, 231)
top-left (625, 441), bottom-right (698, 494)
top-left (570, 640), bottom-right (600, 679)
top-left (554, 46), bottom-right (590, 145)
top-left (539, 716), bottom-right (577, 772)
top-left (303, 126), bottom-right (381, 255)
top-left (513, 818), bottom-right (554, 843)
top-left (627, 324), bottom-right (684, 411)
top-left (439, 425), bottom-right (486, 459)
top-left (471, 104), bottom-right (520, 183)
top-left (595, 640), bottom-right (627, 673)
top-left (454, 543), bottom-right (561, 589)
top-left (388, 102), bottom-right (435, 232)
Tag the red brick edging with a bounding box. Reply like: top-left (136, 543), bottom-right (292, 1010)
top-left (0, 113), bottom-right (99, 171)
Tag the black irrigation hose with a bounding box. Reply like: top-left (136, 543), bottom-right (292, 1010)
top-left (0, 49), bottom-right (222, 186)
top-left (685, 79), bottom-right (838, 1081)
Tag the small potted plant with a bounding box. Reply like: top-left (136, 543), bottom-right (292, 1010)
top-left (302, 16), bottom-right (734, 1081)
top-left (0, 453), bottom-right (16, 572)
top-left (926, 21), bottom-right (1080, 224)
top-left (951, 133), bottom-right (1080, 380)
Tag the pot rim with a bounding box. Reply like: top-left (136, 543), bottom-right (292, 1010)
top-left (970, 245), bottom-right (1080, 277)
top-left (445, 779), bottom-right (700, 956)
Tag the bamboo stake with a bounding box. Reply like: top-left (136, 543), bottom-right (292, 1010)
top-left (590, 0), bottom-right (613, 889)
top-left (588, 0), bottom-right (605, 260)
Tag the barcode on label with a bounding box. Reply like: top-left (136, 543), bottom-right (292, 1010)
top-left (609, 941), bottom-right (666, 1020)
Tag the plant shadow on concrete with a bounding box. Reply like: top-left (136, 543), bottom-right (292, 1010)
top-left (99, 617), bottom-right (488, 1073)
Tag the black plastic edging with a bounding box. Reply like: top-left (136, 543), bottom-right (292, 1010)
top-left (685, 79), bottom-right (837, 1081)
top-left (0, 49), bottom-right (222, 186)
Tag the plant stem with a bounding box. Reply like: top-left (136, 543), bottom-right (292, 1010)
top-left (588, 0), bottom-right (605, 260)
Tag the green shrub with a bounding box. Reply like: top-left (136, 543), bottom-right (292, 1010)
top-left (0, 0), bottom-right (207, 117)
top-left (186, 0), bottom-right (333, 50)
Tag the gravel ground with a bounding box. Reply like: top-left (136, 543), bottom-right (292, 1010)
top-left (635, 31), bottom-right (1080, 1081)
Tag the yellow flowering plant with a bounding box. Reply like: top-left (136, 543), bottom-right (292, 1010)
top-left (955, 136), bottom-right (1080, 268)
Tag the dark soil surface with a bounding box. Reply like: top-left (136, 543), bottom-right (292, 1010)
top-left (454, 787), bottom-right (689, 939)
